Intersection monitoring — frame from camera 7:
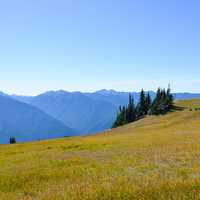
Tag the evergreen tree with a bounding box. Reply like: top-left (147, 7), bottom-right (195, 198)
top-left (112, 106), bottom-right (127, 128)
top-left (9, 137), bottom-right (16, 144)
top-left (112, 94), bottom-right (136, 128)
top-left (137, 89), bottom-right (146, 117)
top-left (165, 85), bottom-right (174, 111)
top-left (145, 92), bottom-right (152, 114)
top-left (112, 86), bottom-right (174, 128)
top-left (158, 89), bottom-right (168, 114)
top-left (146, 92), bottom-right (152, 108)
top-left (149, 88), bottom-right (162, 115)
top-left (126, 93), bottom-right (136, 123)
top-left (149, 87), bottom-right (174, 115)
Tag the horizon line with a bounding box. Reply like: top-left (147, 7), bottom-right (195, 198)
top-left (2, 89), bottom-right (200, 97)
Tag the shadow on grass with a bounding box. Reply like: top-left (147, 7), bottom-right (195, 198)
top-left (171, 105), bottom-right (185, 112)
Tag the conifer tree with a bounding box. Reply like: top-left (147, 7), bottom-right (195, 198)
top-left (145, 92), bottom-right (152, 113)
top-left (138, 89), bottom-right (146, 117)
top-left (126, 93), bottom-right (136, 123)
top-left (112, 106), bottom-right (127, 128)
top-left (149, 88), bottom-right (162, 115)
top-left (9, 137), bottom-right (16, 144)
top-left (112, 86), bottom-right (174, 128)
top-left (112, 94), bottom-right (136, 128)
top-left (165, 85), bottom-right (174, 111)
top-left (149, 87), bottom-right (174, 115)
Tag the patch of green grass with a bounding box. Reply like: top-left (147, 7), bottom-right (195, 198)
top-left (0, 99), bottom-right (200, 199)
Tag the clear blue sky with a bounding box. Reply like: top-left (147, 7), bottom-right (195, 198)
top-left (0, 0), bottom-right (200, 95)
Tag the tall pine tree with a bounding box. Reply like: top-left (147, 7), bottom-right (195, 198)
top-left (137, 89), bottom-right (146, 117)
top-left (112, 86), bottom-right (174, 128)
top-left (112, 94), bottom-right (136, 128)
top-left (149, 87), bottom-right (173, 115)
top-left (126, 93), bottom-right (136, 123)
top-left (165, 85), bottom-right (174, 111)
top-left (149, 88), bottom-right (161, 115)
top-left (112, 106), bottom-right (127, 128)
top-left (145, 92), bottom-right (152, 114)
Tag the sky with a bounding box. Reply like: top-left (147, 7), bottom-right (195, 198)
top-left (0, 0), bottom-right (200, 95)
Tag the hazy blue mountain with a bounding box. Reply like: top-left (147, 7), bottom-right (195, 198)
top-left (11, 95), bottom-right (34, 104)
top-left (10, 90), bottom-right (200, 136)
top-left (89, 90), bottom-right (200, 105)
top-left (173, 93), bottom-right (200, 100)
top-left (85, 90), bottom-right (130, 107)
top-left (19, 90), bottom-right (117, 134)
top-left (86, 89), bottom-right (156, 106)
top-left (0, 95), bottom-right (76, 144)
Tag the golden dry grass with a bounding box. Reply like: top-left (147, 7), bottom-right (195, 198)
top-left (0, 99), bottom-right (200, 199)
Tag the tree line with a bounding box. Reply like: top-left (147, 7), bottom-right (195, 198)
top-left (112, 86), bottom-right (174, 128)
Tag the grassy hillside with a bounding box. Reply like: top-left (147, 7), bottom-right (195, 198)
top-left (0, 99), bottom-right (200, 200)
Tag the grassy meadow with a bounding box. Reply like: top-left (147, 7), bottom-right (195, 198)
top-left (0, 99), bottom-right (200, 199)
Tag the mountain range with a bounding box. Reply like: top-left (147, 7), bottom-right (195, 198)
top-left (0, 89), bottom-right (200, 143)
top-left (0, 94), bottom-right (76, 143)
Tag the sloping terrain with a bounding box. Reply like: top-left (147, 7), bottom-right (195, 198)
top-left (0, 95), bottom-right (76, 143)
top-left (18, 90), bottom-right (117, 134)
top-left (0, 99), bottom-right (200, 199)
top-left (11, 90), bottom-right (200, 136)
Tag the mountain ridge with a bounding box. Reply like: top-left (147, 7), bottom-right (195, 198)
top-left (8, 89), bottom-right (200, 135)
top-left (0, 94), bottom-right (77, 143)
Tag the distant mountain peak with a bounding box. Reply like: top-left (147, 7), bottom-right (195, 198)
top-left (40, 90), bottom-right (69, 96)
top-left (95, 89), bottom-right (118, 95)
